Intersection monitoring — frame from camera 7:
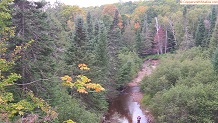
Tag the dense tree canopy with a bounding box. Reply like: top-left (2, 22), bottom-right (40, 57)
top-left (1, 0), bottom-right (218, 122)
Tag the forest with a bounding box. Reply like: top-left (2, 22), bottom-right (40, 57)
top-left (0, 0), bottom-right (218, 122)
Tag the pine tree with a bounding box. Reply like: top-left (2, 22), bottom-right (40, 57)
top-left (195, 18), bottom-right (205, 47)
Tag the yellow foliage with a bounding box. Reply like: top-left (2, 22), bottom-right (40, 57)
top-left (61, 64), bottom-right (105, 94)
top-left (78, 63), bottom-right (90, 70)
top-left (18, 111), bottom-right (24, 115)
top-left (15, 105), bottom-right (24, 110)
top-left (63, 119), bottom-right (76, 123)
top-left (0, 97), bottom-right (3, 103)
top-left (61, 75), bottom-right (72, 81)
top-left (77, 88), bottom-right (88, 94)
top-left (77, 75), bottom-right (91, 83)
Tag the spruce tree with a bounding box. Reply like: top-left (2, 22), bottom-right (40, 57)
top-left (11, 0), bottom-right (56, 85)
top-left (209, 6), bottom-right (217, 35)
top-left (87, 12), bottom-right (93, 40)
top-left (135, 30), bottom-right (144, 56)
top-left (86, 22), bottom-right (109, 111)
top-left (212, 47), bottom-right (218, 73)
top-left (209, 20), bottom-right (218, 52)
top-left (107, 9), bottom-right (122, 84)
top-left (195, 18), bottom-right (205, 47)
top-left (95, 22), bottom-right (108, 69)
top-left (65, 16), bottom-right (90, 74)
top-left (86, 12), bottom-right (94, 50)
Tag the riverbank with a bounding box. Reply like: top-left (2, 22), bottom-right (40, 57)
top-left (103, 59), bottom-right (159, 123)
top-left (128, 59), bottom-right (159, 123)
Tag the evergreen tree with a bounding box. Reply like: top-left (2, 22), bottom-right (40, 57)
top-left (209, 6), bottom-right (217, 35)
top-left (146, 7), bottom-right (157, 24)
top-left (107, 10), bottom-right (122, 85)
top-left (135, 30), bottom-right (144, 56)
top-left (195, 18), bottom-right (205, 47)
top-left (94, 20), bottom-right (100, 38)
top-left (122, 22), bottom-right (135, 52)
top-left (167, 30), bottom-right (177, 52)
top-left (117, 62), bottom-right (131, 87)
top-left (65, 16), bottom-right (90, 74)
top-left (84, 25), bottom-right (109, 110)
top-left (87, 12), bottom-right (93, 40)
top-left (95, 22), bottom-right (108, 69)
top-left (141, 14), bottom-right (153, 54)
top-left (181, 6), bottom-right (194, 50)
top-left (111, 9), bottom-right (119, 29)
top-left (11, 0), bottom-right (56, 86)
top-left (212, 47), bottom-right (218, 73)
top-left (92, 20), bottom-right (100, 50)
top-left (86, 11), bottom-right (94, 50)
top-left (210, 19), bottom-right (218, 52)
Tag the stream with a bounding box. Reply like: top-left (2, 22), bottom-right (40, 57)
top-left (105, 86), bottom-right (147, 123)
top-left (104, 60), bottom-right (158, 123)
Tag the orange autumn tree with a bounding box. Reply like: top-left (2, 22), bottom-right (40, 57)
top-left (102, 4), bottom-right (123, 29)
top-left (61, 64), bottom-right (105, 94)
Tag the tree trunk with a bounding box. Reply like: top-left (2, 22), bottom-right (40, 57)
top-left (155, 17), bottom-right (162, 54)
top-left (165, 29), bottom-right (168, 53)
top-left (168, 18), bottom-right (177, 47)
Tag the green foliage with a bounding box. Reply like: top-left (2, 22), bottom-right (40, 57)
top-left (46, 83), bottom-right (100, 123)
top-left (135, 30), bottom-right (144, 56)
top-left (117, 51), bottom-right (142, 87)
top-left (212, 48), bottom-right (218, 73)
top-left (151, 84), bottom-right (218, 123)
top-left (210, 19), bottom-right (218, 53)
top-left (95, 23), bottom-right (108, 68)
top-left (65, 16), bottom-right (92, 74)
top-left (141, 47), bottom-right (218, 122)
top-left (209, 6), bottom-right (217, 35)
top-left (86, 11), bottom-right (94, 50)
top-left (3, 0), bottom-right (218, 122)
top-left (0, 0), bottom-right (13, 34)
top-left (195, 18), bottom-right (206, 47)
top-left (144, 53), bottom-right (167, 60)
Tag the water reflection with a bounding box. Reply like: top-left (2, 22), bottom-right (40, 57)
top-left (105, 86), bottom-right (147, 123)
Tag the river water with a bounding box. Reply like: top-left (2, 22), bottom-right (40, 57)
top-left (104, 59), bottom-right (158, 123)
top-left (105, 86), bottom-right (147, 123)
